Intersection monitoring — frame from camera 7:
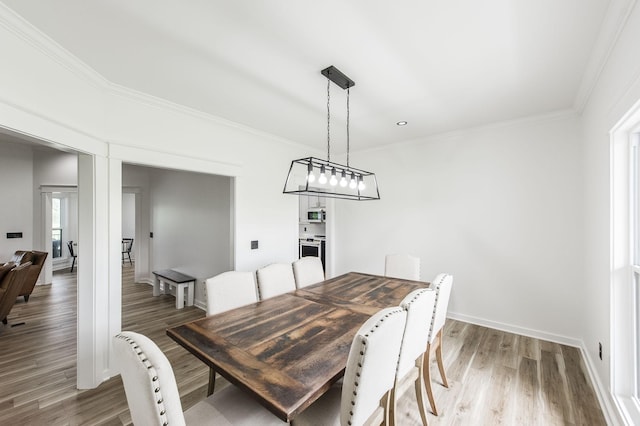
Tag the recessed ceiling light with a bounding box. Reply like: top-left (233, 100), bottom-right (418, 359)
top-left (396, 121), bottom-right (408, 126)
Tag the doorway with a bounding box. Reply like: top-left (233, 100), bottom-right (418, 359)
top-left (121, 164), bottom-right (234, 310)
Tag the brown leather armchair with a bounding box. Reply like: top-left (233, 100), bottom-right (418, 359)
top-left (5, 250), bottom-right (48, 302)
top-left (0, 261), bottom-right (31, 325)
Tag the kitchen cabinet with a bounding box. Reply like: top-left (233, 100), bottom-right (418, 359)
top-left (308, 193), bottom-right (325, 209)
top-left (299, 191), bottom-right (325, 223)
top-left (299, 194), bottom-right (308, 223)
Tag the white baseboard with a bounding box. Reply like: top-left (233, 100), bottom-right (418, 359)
top-left (139, 277), bottom-right (153, 286)
top-left (579, 345), bottom-right (626, 425)
top-left (447, 311), bottom-right (624, 425)
top-left (447, 311), bottom-right (582, 347)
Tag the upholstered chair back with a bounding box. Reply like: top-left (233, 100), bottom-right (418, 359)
top-left (429, 273), bottom-right (454, 344)
top-left (19, 251), bottom-right (48, 299)
top-left (205, 271), bottom-right (258, 316)
top-left (292, 257), bottom-right (325, 288)
top-left (113, 332), bottom-right (186, 426)
top-left (397, 288), bottom-right (437, 379)
top-left (384, 254), bottom-right (420, 281)
top-left (0, 262), bottom-right (31, 322)
top-left (256, 263), bottom-right (296, 300)
top-left (7, 250), bottom-right (31, 265)
top-left (340, 307), bottom-right (407, 426)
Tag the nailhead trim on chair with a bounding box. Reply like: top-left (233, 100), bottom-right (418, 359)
top-left (115, 333), bottom-right (170, 426)
top-left (428, 275), bottom-right (447, 336)
top-left (345, 307), bottom-right (405, 426)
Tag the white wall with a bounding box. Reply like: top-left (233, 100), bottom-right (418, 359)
top-left (334, 113), bottom-right (584, 342)
top-left (121, 193), bottom-right (135, 241)
top-left (149, 168), bottom-right (232, 306)
top-left (0, 140), bottom-right (33, 260)
top-left (32, 149), bottom-right (78, 186)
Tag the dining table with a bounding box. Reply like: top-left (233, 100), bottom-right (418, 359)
top-left (166, 271), bottom-right (429, 422)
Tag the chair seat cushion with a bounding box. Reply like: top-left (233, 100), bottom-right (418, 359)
top-left (291, 385), bottom-right (341, 426)
top-left (0, 262), bottom-right (15, 283)
top-left (184, 384), bottom-right (282, 426)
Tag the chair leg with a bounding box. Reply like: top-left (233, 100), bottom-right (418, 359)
top-left (414, 355), bottom-right (429, 426)
top-left (388, 386), bottom-right (396, 426)
top-left (207, 368), bottom-right (216, 396)
top-left (24, 295), bottom-right (30, 303)
top-left (70, 257), bottom-right (76, 273)
top-left (423, 343), bottom-right (438, 415)
top-left (127, 252), bottom-right (132, 265)
top-left (382, 390), bottom-right (392, 426)
top-left (435, 330), bottom-right (449, 388)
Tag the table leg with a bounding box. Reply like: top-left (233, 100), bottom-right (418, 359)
top-left (176, 283), bottom-right (185, 309)
top-left (187, 281), bottom-right (194, 306)
top-left (153, 275), bottom-right (160, 297)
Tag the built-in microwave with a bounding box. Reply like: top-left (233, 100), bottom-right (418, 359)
top-left (307, 208), bottom-right (326, 223)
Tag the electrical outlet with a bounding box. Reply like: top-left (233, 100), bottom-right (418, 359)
top-left (599, 342), bottom-right (603, 360)
top-left (251, 240), bottom-right (258, 250)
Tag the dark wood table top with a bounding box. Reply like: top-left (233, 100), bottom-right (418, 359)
top-left (166, 272), bottom-right (428, 422)
top-left (152, 269), bottom-right (196, 283)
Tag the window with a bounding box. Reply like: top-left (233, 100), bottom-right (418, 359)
top-left (632, 134), bottom-right (640, 401)
top-left (52, 197), bottom-right (62, 258)
top-left (612, 105), bottom-right (640, 424)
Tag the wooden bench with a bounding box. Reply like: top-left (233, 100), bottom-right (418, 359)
top-left (152, 269), bottom-right (195, 309)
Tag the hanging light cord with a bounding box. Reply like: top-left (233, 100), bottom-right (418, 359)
top-left (327, 77), bottom-right (331, 163)
top-left (346, 87), bottom-right (350, 167)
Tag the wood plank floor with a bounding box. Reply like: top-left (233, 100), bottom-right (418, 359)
top-left (0, 266), bottom-right (606, 425)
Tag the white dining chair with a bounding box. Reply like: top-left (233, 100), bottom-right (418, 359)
top-left (384, 254), bottom-right (420, 281)
top-left (256, 263), bottom-right (296, 300)
top-left (205, 271), bottom-right (258, 316)
top-left (292, 256), bottom-right (325, 288)
top-left (113, 331), bottom-right (283, 426)
top-left (424, 273), bottom-right (454, 415)
top-left (293, 307), bottom-right (408, 426)
top-left (204, 270), bottom-right (258, 395)
top-left (389, 288), bottom-right (437, 426)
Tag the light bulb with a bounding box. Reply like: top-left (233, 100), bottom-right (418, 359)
top-left (318, 165), bottom-right (327, 185)
top-left (358, 176), bottom-right (366, 191)
top-left (329, 168), bottom-right (338, 186)
top-left (339, 170), bottom-right (347, 187)
top-left (307, 163), bottom-right (315, 183)
top-left (349, 172), bottom-right (357, 189)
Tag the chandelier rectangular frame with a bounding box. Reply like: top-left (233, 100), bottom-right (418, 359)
top-left (283, 156), bottom-right (380, 201)
top-left (283, 65), bottom-right (381, 201)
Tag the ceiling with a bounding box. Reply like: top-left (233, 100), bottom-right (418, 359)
top-left (2, 0), bottom-right (616, 153)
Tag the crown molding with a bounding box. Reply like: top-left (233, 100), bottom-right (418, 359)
top-left (106, 83), bottom-right (318, 153)
top-left (0, 3), bottom-right (108, 89)
top-left (573, 0), bottom-right (638, 113)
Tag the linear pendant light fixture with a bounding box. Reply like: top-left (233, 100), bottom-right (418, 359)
top-left (283, 66), bottom-right (380, 201)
